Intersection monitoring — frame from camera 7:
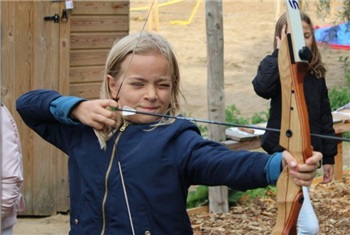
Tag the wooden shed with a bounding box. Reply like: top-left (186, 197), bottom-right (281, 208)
top-left (1, 0), bottom-right (130, 216)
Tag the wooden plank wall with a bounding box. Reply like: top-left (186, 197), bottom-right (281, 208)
top-left (1, 1), bottom-right (130, 216)
top-left (69, 1), bottom-right (129, 99)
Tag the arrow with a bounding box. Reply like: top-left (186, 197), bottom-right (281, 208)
top-left (116, 106), bottom-right (350, 142)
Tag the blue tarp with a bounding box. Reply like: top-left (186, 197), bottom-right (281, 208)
top-left (314, 22), bottom-right (350, 49)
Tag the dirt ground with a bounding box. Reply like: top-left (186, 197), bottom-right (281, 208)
top-left (13, 1), bottom-right (350, 234)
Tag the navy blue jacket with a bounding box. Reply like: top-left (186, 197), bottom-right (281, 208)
top-left (17, 90), bottom-right (280, 235)
top-left (252, 49), bottom-right (337, 165)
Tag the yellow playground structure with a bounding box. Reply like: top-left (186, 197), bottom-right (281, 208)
top-left (130, 0), bottom-right (202, 31)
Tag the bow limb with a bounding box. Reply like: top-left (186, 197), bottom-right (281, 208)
top-left (271, 1), bottom-right (313, 234)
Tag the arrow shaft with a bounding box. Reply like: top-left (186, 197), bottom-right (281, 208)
top-left (116, 108), bottom-right (350, 142)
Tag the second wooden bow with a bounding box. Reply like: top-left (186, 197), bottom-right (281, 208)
top-left (271, 1), bottom-right (313, 234)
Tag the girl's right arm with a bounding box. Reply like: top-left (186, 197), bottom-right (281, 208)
top-left (16, 89), bottom-right (85, 153)
top-left (17, 89), bottom-right (119, 130)
top-left (16, 89), bottom-right (86, 128)
top-left (252, 49), bottom-right (281, 99)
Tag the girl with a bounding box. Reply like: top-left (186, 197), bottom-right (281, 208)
top-left (17, 32), bottom-right (322, 234)
top-left (252, 12), bottom-right (338, 235)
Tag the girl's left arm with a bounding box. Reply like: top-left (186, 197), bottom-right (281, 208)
top-left (319, 78), bottom-right (338, 165)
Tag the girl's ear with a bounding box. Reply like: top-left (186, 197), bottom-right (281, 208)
top-left (107, 75), bottom-right (119, 100)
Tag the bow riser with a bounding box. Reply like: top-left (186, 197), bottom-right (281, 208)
top-left (279, 34), bottom-right (313, 161)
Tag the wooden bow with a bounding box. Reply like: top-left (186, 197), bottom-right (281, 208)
top-left (271, 1), bottom-right (313, 234)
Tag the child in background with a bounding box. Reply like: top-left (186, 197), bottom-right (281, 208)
top-left (252, 12), bottom-right (338, 235)
top-left (17, 31), bottom-right (322, 234)
top-left (1, 103), bottom-right (25, 235)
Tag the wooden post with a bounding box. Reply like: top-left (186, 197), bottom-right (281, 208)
top-left (0, 0), bottom-right (2, 228)
top-left (205, 0), bottom-right (228, 213)
top-left (147, 0), bottom-right (159, 31)
top-left (275, 0), bottom-right (281, 21)
top-left (334, 134), bottom-right (344, 180)
top-left (153, 0), bottom-right (159, 31)
top-left (147, 0), bottom-right (153, 31)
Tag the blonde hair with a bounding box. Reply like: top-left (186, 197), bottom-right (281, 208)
top-left (274, 12), bottom-right (326, 78)
top-left (95, 32), bottom-right (182, 149)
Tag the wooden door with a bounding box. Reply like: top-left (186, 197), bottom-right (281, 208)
top-left (1, 0), bottom-right (129, 216)
top-left (2, 0), bottom-right (68, 216)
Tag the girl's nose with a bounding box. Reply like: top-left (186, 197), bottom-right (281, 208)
top-left (145, 86), bottom-right (157, 100)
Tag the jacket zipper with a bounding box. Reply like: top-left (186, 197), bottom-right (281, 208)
top-left (101, 121), bottom-right (129, 235)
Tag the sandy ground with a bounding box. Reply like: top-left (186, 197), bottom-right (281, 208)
top-left (13, 1), bottom-right (350, 234)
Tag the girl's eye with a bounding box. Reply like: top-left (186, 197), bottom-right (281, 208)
top-left (304, 33), bottom-right (311, 39)
top-left (131, 82), bottom-right (144, 87)
top-left (159, 83), bottom-right (171, 88)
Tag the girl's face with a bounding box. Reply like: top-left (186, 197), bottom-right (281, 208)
top-left (108, 52), bottom-right (173, 124)
top-left (302, 21), bottom-right (313, 49)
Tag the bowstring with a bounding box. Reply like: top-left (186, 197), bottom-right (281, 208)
top-left (115, 0), bottom-right (156, 101)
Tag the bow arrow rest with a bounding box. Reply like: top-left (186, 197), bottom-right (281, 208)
top-left (116, 106), bottom-right (350, 142)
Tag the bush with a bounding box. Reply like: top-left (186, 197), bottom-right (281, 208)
top-left (225, 104), bottom-right (249, 124)
top-left (329, 87), bottom-right (350, 111)
top-left (186, 185), bottom-right (277, 209)
top-left (187, 186), bottom-right (208, 208)
top-left (329, 56), bottom-right (350, 109)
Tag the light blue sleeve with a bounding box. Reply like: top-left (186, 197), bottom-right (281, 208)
top-left (49, 96), bottom-right (86, 124)
top-left (264, 152), bottom-right (282, 185)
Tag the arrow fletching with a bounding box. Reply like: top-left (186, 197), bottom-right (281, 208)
top-left (121, 106), bottom-right (136, 116)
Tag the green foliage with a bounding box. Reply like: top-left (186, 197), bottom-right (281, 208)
top-left (329, 87), bottom-right (350, 111)
top-left (197, 125), bottom-right (208, 136)
top-left (228, 186), bottom-right (277, 204)
top-left (225, 104), bottom-right (249, 124)
top-left (225, 104), bottom-right (268, 125)
top-left (186, 185), bottom-right (277, 209)
top-left (328, 56), bottom-right (350, 111)
top-left (342, 0), bottom-right (350, 21)
top-left (344, 132), bottom-right (350, 139)
top-left (339, 56), bottom-right (350, 85)
top-left (250, 111), bottom-right (269, 124)
top-left (186, 186), bottom-right (208, 209)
